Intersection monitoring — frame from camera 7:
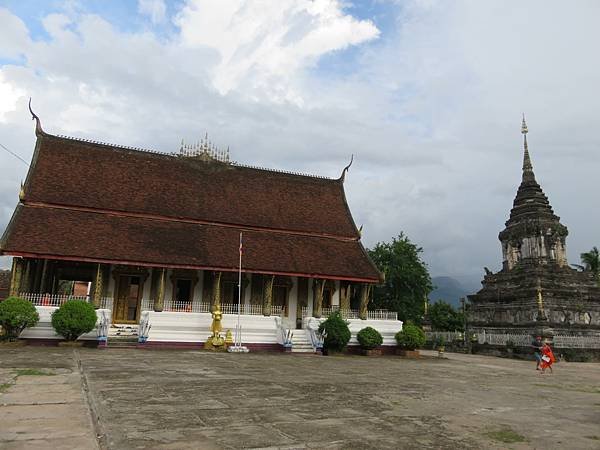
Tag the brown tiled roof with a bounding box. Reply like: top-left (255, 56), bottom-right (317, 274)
top-left (1, 130), bottom-right (381, 282)
top-left (24, 134), bottom-right (359, 238)
top-left (2, 205), bottom-right (381, 282)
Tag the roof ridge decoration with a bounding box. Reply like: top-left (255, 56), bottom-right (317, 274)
top-left (52, 133), bottom-right (167, 156)
top-left (177, 133), bottom-right (231, 163)
top-left (28, 98), bottom-right (44, 136)
top-left (230, 162), bottom-right (332, 180)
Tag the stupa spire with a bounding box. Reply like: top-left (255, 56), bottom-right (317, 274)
top-left (521, 114), bottom-right (534, 178)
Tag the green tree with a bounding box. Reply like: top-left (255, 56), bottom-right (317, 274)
top-left (580, 246), bottom-right (600, 281)
top-left (428, 300), bottom-right (464, 331)
top-left (368, 233), bottom-right (433, 324)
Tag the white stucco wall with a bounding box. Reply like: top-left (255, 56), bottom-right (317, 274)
top-left (20, 306), bottom-right (110, 341)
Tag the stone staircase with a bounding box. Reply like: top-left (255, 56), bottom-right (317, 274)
top-left (291, 329), bottom-right (314, 353)
top-left (107, 324), bottom-right (139, 348)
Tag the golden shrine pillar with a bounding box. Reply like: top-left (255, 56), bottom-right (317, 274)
top-left (359, 283), bottom-right (371, 320)
top-left (92, 263), bottom-right (105, 309)
top-left (313, 278), bottom-right (325, 318)
top-left (263, 275), bottom-right (274, 316)
top-left (154, 268), bottom-right (166, 312)
top-left (9, 257), bottom-right (24, 297)
top-left (339, 282), bottom-right (352, 311)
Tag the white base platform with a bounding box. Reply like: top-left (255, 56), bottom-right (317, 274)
top-left (20, 306), bottom-right (110, 341)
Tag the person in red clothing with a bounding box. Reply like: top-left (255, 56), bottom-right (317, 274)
top-left (540, 342), bottom-right (556, 373)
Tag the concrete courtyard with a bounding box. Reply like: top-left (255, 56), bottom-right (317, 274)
top-left (0, 347), bottom-right (599, 449)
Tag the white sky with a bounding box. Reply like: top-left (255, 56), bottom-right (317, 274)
top-left (1, 0), bottom-right (599, 289)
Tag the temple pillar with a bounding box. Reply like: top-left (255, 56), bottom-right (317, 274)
top-left (21, 259), bottom-right (32, 294)
top-left (339, 282), bottom-right (352, 311)
top-left (154, 268), bottom-right (166, 312)
top-left (92, 263), bottom-right (105, 309)
top-left (313, 279), bottom-right (324, 318)
top-left (9, 257), bottom-right (24, 297)
top-left (39, 259), bottom-right (49, 294)
top-left (359, 283), bottom-right (371, 320)
top-left (263, 275), bottom-right (274, 316)
top-left (212, 271), bottom-right (222, 312)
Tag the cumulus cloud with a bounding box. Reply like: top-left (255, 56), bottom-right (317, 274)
top-left (174, 0), bottom-right (379, 101)
top-left (138, 0), bottom-right (167, 24)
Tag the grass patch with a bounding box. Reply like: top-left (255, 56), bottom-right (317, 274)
top-left (485, 426), bottom-right (527, 444)
top-left (0, 383), bottom-right (12, 393)
top-left (585, 436), bottom-right (600, 441)
top-left (15, 368), bottom-right (54, 377)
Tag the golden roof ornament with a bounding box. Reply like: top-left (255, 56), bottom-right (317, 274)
top-left (19, 181), bottom-right (25, 201)
top-left (178, 133), bottom-right (231, 164)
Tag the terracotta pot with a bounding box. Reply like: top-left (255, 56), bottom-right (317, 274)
top-left (396, 349), bottom-right (420, 358)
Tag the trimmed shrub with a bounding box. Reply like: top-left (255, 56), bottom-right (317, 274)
top-left (395, 323), bottom-right (426, 350)
top-left (0, 297), bottom-right (40, 341)
top-left (51, 301), bottom-right (97, 341)
top-left (357, 326), bottom-right (383, 350)
top-left (318, 310), bottom-right (351, 352)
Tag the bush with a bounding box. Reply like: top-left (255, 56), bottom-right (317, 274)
top-left (51, 300), bottom-right (97, 341)
top-left (395, 323), bottom-right (426, 350)
top-left (357, 326), bottom-right (383, 350)
top-left (318, 310), bottom-right (351, 352)
top-left (0, 297), bottom-right (40, 341)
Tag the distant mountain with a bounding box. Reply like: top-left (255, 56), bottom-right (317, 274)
top-left (429, 276), bottom-right (478, 308)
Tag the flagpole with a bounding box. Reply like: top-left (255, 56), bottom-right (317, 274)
top-left (237, 231), bottom-right (242, 347)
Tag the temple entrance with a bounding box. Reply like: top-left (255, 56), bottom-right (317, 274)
top-left (273, 285), bottom-right (288, 316)
top-left (114, 275), bottom-right (141, 323)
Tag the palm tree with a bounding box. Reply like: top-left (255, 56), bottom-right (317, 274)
top-left (580, 247), bottom-right (600, 280)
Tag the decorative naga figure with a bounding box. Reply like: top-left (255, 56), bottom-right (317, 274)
top-left (206, 304), bottom-right (225, 350)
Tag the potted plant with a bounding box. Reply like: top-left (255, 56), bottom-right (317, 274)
top-left (436, 335), bottom-right (446, 357)
top-left (51, 300), bottom-right (98, 346)
top-left (318, 310), bottom-right (351, 355)
top-left (395, 323), bottom-right (426, 358)
top-left (357, 326), bottom-right (383, 356)
top-left (0, 297), bottom-right (39, 344)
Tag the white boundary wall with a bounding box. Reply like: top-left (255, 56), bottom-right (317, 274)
top-left (20, 306), bottom-right (110, 341)
top-left (142, 311), bottom-right (279, 344)
top-left (304, 317), bottom-right (403, 346)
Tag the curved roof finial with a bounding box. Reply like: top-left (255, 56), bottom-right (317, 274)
top-left (28, 98), bottom-right (44, 136)
top-left (339, 154), bottom-right (354, 182)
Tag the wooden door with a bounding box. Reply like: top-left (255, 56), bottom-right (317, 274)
top-left (113, 275), bottom-right (141, 323)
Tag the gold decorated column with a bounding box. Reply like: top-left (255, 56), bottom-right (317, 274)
top-left (92, 263), bottom-right (104, 309)
top-left (21, 259), bottom-right (31, 294)
top-left (313, 279), bottom-right (324, 318)
top-left (212, 271), bottom-right (222, 312)
top-left (9, 257), bottom-right (24, 297)
top-left (263, 275), bottom-right (274, 316)
top-left (359, 283), bottom-right (371, 320)
top-left (339, 282), bottom-right (352, 311)
top-left (154, 268), bottom-right (166, 312)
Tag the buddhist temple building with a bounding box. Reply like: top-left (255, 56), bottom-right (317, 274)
top-left (0, 109), bottom-right (400, 349)
top-left (468, 117), bottom-right (600, 338)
